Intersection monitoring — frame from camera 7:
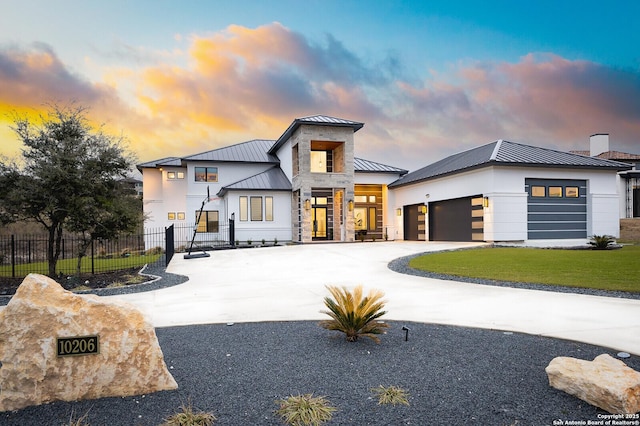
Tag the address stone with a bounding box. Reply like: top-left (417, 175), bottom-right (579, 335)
top-left (0, 273), bottom-right (177, 412)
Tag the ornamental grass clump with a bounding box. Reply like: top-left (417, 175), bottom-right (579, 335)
top-left (161, 401), bottom-right (216, 426)
top-left (319, 285), bottom-right (389, 343)
top-left (275, 394), bottom-right (336, 426)
top-left (371, 385), bottom-right (410, 406)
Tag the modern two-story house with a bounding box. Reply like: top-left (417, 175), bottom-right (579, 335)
top-left (139, 115), bottom-right (631, 248)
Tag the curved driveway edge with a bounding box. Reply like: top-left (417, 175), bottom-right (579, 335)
top-left (105, 241), bottom-right (640, 355)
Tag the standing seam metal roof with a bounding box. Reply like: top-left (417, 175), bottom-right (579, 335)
top-left (268, 115), bottom-right (364, 155)
top-left (217, 167), bottom-right (292, 196)
top-left (183, 139), bottom-right (278, 163)
top-left (354, 157), bottom-right (408, 174)
top-left (389, 140), bottom-right (632, 188)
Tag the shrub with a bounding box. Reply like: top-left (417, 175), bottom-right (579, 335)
top-left (319, 285), bottom-right (389, 343)
top-left (247, 239), bottom-right (252, 245)
top-left (261, 238), bottom-right (266, 245)
top-left (588, 235), bottom-right (616, 250)
top-left (161, 401), bottom-right (216, 426)
top-left (146, 246), bottom-right (163, 255)
top-left (275, 394), bottom-right (336, 426)
top-left (274, 237), bottom-right (278, 245)
top-left (371, 385), bottom-right (410, 406)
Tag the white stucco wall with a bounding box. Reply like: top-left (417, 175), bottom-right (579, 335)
top-left (225, 191), bottom-right (292, 242)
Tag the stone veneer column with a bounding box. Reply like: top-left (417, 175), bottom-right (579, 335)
top-left (290, 125), bottom-right (355, 242)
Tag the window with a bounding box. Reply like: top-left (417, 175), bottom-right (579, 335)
top-left (368, 207), bottom-right (376, 231)
top-left (239, 196), bottom-right (248, 221)
top-left (167, 171), bottom-right (185, 180)
top-left (195, 167), bottom-right (218, 182)
top-left (368, 195), bottom-right (376, 203)
top-left (292, 144), bottom-right (299, 176)
top-left (265, 196), bottom-right (273, 221)
top-left (310, 151), bottom-right (327, 173)
top-left (177, 212), bottom-right (185, 220)
top-left (168, 212), bottom-right (176, 220)
top-left (354, 195), bottom-right (367, 203)
top-left (196, 211), bottom-right (219, 233)
top-left (532, 186), bottom-right (546, 197)
top-left (566, 187), bottom-right (579, 197)
top-left (354, 207), bottom-right (367, 231)
top-left (549, 187), bottom-right (563, 197)
top-left (250, 196), bottom-right (262, 221)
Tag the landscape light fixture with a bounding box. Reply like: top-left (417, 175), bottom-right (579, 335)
top-left (402, 325), bottom-right (410, 341)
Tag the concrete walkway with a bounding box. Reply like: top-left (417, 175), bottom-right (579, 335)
top-left (106, 241), bottom-right (640, 356)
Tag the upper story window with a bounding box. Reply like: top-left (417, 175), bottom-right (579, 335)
top-left (167, 171), bottom-right (185, 180)
top-left (195, 167), bottom-right (218, 182)
top-left (311, 150), bottom-right (332, 173)
top-left (310, 141), bottom-right (344, 173)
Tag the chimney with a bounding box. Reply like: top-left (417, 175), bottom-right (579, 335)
top-left (590, 133), bottom-right (609, 156)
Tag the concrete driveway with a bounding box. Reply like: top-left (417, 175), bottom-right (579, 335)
top-left (106, 241), bottom-right (640, 356)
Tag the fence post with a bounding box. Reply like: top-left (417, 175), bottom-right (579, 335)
top-left (229, 213), bottom-right (235, 247)
top-left (11, 234), bottom-right (16, 278)
top-left (91, 239), bottom-right (95, 275)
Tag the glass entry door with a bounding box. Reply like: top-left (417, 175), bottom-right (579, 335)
top-left (312, 207), bottom-right (327, 238)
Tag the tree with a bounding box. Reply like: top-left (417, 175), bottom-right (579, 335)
top-left (0, 104), bottom-right (142, 277)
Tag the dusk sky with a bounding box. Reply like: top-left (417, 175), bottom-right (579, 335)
top-left (1, 0), bottom-right (639, 171)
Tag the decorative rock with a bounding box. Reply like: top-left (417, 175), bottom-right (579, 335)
top-left (0, 273), bottom-right (177, 412)
top-left (545, 354), bottom-right (640, 414)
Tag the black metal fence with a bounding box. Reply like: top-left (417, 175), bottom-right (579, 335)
top-left (0, 219), bottom-right (235, 279)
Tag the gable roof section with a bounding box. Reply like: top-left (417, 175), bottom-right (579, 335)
top-left (354, 157), bottom-right (408, 175)
top-left (389, 140), bottom-right (632, 188)
top-left (137, 157), bottom-right (182, 171)
top-left (269, 115), bottom-right (364, 155)
top-left (184, 139), bottom-right (278, 163)
top-left (217, 166), bottom-right (292, 196)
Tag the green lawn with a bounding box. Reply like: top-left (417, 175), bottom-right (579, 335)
top-left (408, 246), bottom-right (640, 293)
top-left (0, 254), bottom-right (161, 278)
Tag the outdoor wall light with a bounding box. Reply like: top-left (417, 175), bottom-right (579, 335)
top-left (421, 205), bottom-right (428, 214)
top-left (304, 199), bottom-right (311, 210)
top-left (396, 208), bottom-right (402, 216)
top-left (483, 197), bottom-right (489, 208)
top-left (348, 199), bottom-right (354, 212)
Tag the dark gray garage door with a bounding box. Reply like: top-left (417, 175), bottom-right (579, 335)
top-left (525, 178), bottom-right (587, 239)
top-left (429, 196), bottom-right (484, 241)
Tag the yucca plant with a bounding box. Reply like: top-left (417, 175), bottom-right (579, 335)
top-left (319, 285), bottom-right (389, 343)
top-left (275, 393), bottom-right (336, 426)
top-left (371, 385), bottom-right (410, 406)
top-left (588, 235), bottom-right (616, 250)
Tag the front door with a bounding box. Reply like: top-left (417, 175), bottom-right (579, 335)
top-left (312, 207), bottom-right (327, 239)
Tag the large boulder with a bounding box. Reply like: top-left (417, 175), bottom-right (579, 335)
top-left (0, 273), bottom-right (177, 412)
top-left (546, 354), bottom-right (640, 414)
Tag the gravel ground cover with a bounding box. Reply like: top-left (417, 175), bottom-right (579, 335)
top-left (2, 321), bottom-right (638, 426)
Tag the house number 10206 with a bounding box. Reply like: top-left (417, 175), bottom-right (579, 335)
top-left (57, 336), bottom-right (99, 357)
